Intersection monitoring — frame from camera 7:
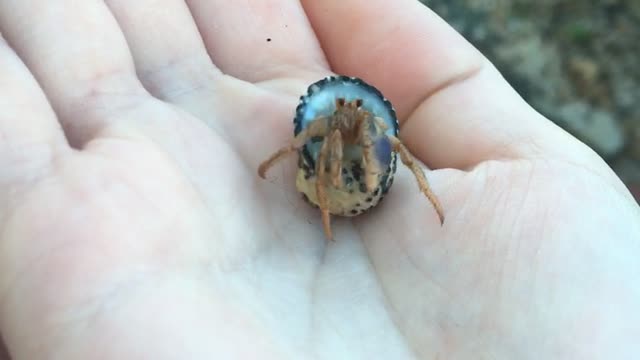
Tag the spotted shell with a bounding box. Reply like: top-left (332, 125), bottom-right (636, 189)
top-left (293, 76), bottom-right (399, 217)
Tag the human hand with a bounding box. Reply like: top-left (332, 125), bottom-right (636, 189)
top-left (1, 0), bottom-right (639, 359)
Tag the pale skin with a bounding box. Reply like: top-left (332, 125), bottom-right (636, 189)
top-left (0, 1), bottom-right (639, 359)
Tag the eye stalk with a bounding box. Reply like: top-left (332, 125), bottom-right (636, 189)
top-left (334, 98), bottom-right (363, 109)
top-left (334, 98), bottom-right (364, 112)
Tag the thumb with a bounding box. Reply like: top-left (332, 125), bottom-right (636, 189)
top-left (302, 0), bottom-right (602, 171)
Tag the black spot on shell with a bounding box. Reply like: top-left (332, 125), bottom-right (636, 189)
top-left (345, 177), bottom-right (353, 186)
top-left (350, 209), bottom-right (358, 215)
top-left (359, 182), bottom-right (367, 193)
top-left (351, 162), bottom-right (363, 182)
top-left (366, 197), bottom-right (373, 202)
top-left (373, 187), bottom-right (380, 196)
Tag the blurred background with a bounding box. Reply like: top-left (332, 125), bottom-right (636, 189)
top-left (420, 0), bottom-right (640, 203)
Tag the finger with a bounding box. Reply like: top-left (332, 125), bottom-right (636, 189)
top-left (0, 35), bottom-right (67, 183)
top-left (0, 37), bottom-right (67, 360)
top-left (302, 0), bottom-right (593, 169)
top-left (104, 0), bottom-right (221, 100)
top-left (0, 36), bottom-right (66, 146)
top-left (0, 35), bottom-right (67, 360)
top-left (186, 0), bottom-right (329, 83)
top-left (0, 1), bottom-right (146, 147)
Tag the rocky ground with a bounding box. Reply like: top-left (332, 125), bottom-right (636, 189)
top-left (420, 0), bottom-right (640, 202)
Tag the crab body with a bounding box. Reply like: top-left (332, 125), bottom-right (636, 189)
top-left (258, 75), bottom-right (444, 240)
top-left (293, 76), bottom-right (399, 216)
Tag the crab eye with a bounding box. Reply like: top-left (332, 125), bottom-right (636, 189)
top-left (336, 98), bottom-right (346, 107)
top-left (355, 99), bottom-right (363, 107)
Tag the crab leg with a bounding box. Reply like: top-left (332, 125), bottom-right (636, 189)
top-left (388, 135), bottom-right (445, 225)
top-left (329, 129), bottom-right (344, 188)
top-left (360, 116), bottom-right (383, 192)
top-left (316, 137), bottom-right (334, 241)
top-left (258, 117), bottom-right (329, 178)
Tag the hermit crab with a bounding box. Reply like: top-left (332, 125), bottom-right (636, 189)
top-left (258, 76), bottom-right (444, 240)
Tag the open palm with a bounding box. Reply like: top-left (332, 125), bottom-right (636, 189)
top-left (1, 1), bottom-right (639, 359)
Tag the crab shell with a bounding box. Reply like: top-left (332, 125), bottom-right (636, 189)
top-left (293, 76), bottom-right (399, 217)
